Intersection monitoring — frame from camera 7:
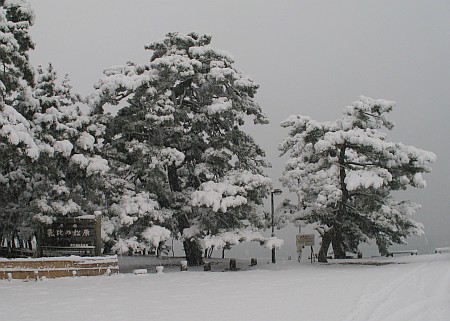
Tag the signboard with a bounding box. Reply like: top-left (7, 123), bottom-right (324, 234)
top-left (37, 216), bottom-right (101, 257)
top-left (296, 234), bottom-right (315, 250)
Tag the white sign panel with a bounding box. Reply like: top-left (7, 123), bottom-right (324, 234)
top-left (296, 234), bottom-right (315, 250)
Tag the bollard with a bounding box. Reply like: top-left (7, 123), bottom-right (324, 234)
top-left (229, 258), bottom-right (237, 271)
top-left (133, 269), bottom-right (148, 275)
top-left (72, 270), bottom-right (77, 277)
top-left (180, 260), bottom-right (188, 271)
top-left (7, 272), bottom-right (12, 282)
top-left (156, 265), bottom-right (164, 274)
top-left (204, 262), bottom-right (211, 271)
top-left (250, 258), bottom-right (257, 266)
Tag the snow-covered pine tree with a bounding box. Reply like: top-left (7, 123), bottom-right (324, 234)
top-left (279, 96), bottom-right (436, 262)
top-left (0, 0), bottom-right (34, 100)
top-left (30, 63), bottom-right (109, 227)
top-left (0, 0), bottom-right (38, 245)
top-left (91, 32), bottom-right (272, 265)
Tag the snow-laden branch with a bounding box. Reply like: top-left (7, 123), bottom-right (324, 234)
top-left (191, 170), bottom-right (272, 212)
top-left (201, 230), bottom-right (284, 251)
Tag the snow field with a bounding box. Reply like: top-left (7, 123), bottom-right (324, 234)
top-left (0, 254), bottom-right (449, 321)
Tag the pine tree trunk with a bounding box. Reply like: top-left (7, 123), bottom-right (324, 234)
top-left (168, 162), bottom-right (203, 265)
top-left (376, 238), bottom-right (390, 257)
top-left (168, 162), bottom-right (181, 193)
top-left (334, 143), bottom-right (349, 260)
top-left (178, 214), bottom-right (203, 265)
top-left (318, 230), bottom-right (333, 263)
top-left (332, 227), bottom-right (347, 259)
top-left (183, 239), bottom-right (203, 266)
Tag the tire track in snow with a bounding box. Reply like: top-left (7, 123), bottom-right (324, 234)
top-left (378, 260), bottom-right (450, 321)
top-left (341, 261), bottom-right (431, 321)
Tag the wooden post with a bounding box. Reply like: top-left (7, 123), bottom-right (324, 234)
top-left (36, 225), bottom-right (43, 257)
top-left (94, 216), bottom-right (102, 256)
top-left (229, 258), bottom-right (237, 271)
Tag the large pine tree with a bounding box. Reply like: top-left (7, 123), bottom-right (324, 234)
top-left (279, 96), bottom-right (436, 262)
top-left (91, 32), bottom-right (272, 264)
top-left (0, 0), bottom-right (37, 244)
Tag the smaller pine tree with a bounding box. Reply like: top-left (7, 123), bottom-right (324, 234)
top-left (279, 96), bottom-right (436, 262)
top-left (31, 63), bottom-right (109, 225)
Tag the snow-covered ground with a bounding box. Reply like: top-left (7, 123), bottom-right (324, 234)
top-left (1, 254), bottom-right (449, 321)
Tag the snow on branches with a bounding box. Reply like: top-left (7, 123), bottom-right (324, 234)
top-left (191, 170), bottom-right (272, 212)
top-left (110, 191), bottom-right (161, 226)
top-left (201, 230), bottom-right (283, 252)
top-left (142, 225), bottom-right (171, 249)
top-left (0, 104), bottom-right (39, 159)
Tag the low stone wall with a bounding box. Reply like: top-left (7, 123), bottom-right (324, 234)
top-left (0, 256), bottom-right (119, 280)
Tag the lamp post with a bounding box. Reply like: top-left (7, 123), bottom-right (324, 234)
top-left (271, 188), bottom-right (283, 263)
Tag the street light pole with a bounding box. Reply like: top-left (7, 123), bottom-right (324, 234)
top-left (271, 189), bottom-right (282, 263)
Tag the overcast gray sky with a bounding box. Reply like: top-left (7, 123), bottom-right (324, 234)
top-left (29, 0), bottom-right (450, 255)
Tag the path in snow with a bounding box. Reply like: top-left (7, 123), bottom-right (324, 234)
top-left (1, 254), bottom-right (449, 321)
top-left (341, 254), bottom-right (450, 321)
